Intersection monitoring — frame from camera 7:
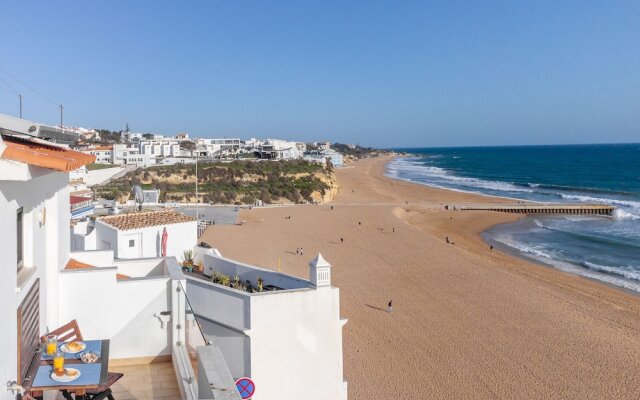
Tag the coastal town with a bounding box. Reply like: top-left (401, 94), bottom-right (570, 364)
top-left (0, 112), bottom-right (376, 400)
top-left (3, 2), bottom-right (640, 400)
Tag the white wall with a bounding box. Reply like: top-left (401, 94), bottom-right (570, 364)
top-left (96, 220), bottom-right (197, 260)
top-left (188, 254), bottom-right (348, 400)
top-left (70, 250), bottom-right (114, 266)
top-left (59, 268), bottom-right (172, 359)
top-left (0, 161), bottom-right (69, 396)
top-left (249, 288), bottom-right (347, 400)
top-left (202, 252), bottom-right (310, 290)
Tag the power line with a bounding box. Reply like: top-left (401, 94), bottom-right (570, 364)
top-left (0, 75), bottom-right (19, 96)
top-left (0, 66), bottom-right (60, 106)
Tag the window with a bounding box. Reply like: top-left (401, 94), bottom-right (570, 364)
top-left (17, 207), bottom-right (23, 270)
top-left (129, 239), bottom-right (135, 247)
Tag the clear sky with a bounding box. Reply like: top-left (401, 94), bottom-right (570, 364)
top-left (0, 1), bottom-right (638, 148)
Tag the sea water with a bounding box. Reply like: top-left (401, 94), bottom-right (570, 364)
top-left (386, 144), bottom-right (640, 293)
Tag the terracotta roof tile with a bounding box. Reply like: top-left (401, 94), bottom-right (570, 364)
top-left (98, 210), bottom-right (196, 231)
top-left (116, 273), bottom-right (130, 280)
top-left (70, 195), bottom-right (92, 205)
top-left (65, 258), bottom-right (96, 270)
top-left (1, 135), bottom-right (95, 172)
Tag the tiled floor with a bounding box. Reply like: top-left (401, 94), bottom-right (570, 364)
top-left (108, 361), bottom-right (181, 400)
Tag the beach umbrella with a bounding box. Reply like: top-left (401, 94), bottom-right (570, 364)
top-left (161, 227), bottom-right (168, 257)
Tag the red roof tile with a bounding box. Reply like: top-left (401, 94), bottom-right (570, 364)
top-left (1, 135), bottom-right (95, 172)
top-left (65, 258), bottom-right (96, 270)
top-left (98, 210), bottom-right (196, 231)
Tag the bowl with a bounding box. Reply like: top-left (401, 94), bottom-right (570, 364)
top-left (80, 351), bottom-right (100, 364)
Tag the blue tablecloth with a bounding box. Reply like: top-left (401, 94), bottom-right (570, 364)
top-left (32, 363), bottom-right (102, 388)
top-left (41, 340), bottom-right (102, 360)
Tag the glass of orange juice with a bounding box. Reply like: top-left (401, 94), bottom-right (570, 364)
top-left (45, 335), bottom-right (57, 356)
top-left (53, 352), bottom-right (65, 376)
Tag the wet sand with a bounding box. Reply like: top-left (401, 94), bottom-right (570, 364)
top-left (201, 156), bottom-right (640, 400)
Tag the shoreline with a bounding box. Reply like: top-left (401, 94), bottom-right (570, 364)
top-left (202, 155), bottom-right (640, 400)
top-left (385, 154), bottom-right (637, 296)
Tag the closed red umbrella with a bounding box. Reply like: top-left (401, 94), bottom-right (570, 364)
top-left (161, 227), bottom-right (168, 257)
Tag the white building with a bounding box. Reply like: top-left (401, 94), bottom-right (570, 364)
top-left (71, 210), bottom-right (197, 259)
top-left (112, 143), bottom-right (155, 166)
top-left (189, 249), bottom-right (349, 400)
top-left (255, 139), bottom-right (305, 160)
top-left (80, 145), bottom-right (113, 164)
top-left (304, 149), bottom-right (344, 168)
top-left (139, 139), bottom-right (182, 159)
top-left (196, 138), bottom-right (242, 157)
top-left (0, 119), bottom-right (241, 400)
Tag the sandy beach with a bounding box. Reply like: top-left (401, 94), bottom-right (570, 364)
top-left (201, 156), bottom-right (640, 399)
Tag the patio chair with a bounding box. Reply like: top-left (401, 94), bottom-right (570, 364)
top-left (40, 320), bottom-right (123, 400)
top-left (40, 319), bottom-right (83, 343)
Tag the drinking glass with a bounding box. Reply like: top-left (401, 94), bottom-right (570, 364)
top-left (53, 352), bottom-right (65, 376)
top-left (45, 335), bottom-right (57, 356)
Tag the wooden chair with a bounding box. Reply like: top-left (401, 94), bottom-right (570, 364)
top-left (40, 321), bottom-right (123, 400)
top-left (41, 319), bottom-right (83, 343)
top-left (85, 372), bottom-right (124, 400)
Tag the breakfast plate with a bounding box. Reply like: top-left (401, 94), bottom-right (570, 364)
top-left (60, 341), bottom-right (86, 354)
top-left (51, 368), bottom-right (81, 383)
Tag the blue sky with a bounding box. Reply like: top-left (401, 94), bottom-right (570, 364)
top-left (0, 1), bottom-right (638, 147)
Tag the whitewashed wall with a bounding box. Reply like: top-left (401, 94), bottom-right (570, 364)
top-left (189, 251), bottom-right (348, 400)
top-left (249, 288), bottom-right (348, 400)
top-left (59, 268), bottom-right (172, 359)
top-left (0, 161), bottom-right (68, 397)
top-left (96, 220), bottom-right (196, 260)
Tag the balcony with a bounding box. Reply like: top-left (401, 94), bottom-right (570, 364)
top-left (56, 253), bottom-right (240, 400)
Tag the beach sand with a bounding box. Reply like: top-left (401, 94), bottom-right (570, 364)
top-left (201, 156), bottom-right (640, 399)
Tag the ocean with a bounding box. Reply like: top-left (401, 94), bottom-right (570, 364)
top-left (386, 144), bottom-right (640, 293)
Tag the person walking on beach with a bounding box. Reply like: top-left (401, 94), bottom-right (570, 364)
top-left (340, 237), bottom-right (344, 243)
top-left (446, 236), bottom-right (450, 244)
top-left (296, 247), bottom-right (300, 255)
top-left (300, 248), bottom-right (304, 256)
top-left (387, 300), bottom-right (393, 313)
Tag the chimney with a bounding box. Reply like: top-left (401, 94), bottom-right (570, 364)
top-left (309, 253), bottom-right (331, 288)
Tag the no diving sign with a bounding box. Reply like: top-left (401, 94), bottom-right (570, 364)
top-left (235, 377), bottom-right (255, 399)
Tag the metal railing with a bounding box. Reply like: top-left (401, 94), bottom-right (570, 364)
top-left (197, 219), bottom-right (214, 237)
top-left (169, 258), bottom-right (240, 399)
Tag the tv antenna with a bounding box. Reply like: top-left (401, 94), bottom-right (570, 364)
top-left (132, 184), bottom-right (144, 212)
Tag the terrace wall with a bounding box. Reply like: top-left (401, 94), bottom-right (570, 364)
top-left (59, 267), bottom-right (172, 359)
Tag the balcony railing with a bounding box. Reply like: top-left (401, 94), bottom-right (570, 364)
top-left (167, 258), bottom-right (240, 400)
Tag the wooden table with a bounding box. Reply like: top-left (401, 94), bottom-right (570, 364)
top-left (28, 339), bottom-right (110, 400)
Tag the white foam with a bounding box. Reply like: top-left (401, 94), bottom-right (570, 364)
top-left (388, 158), bottom-right (533, 193)
top-left (494, 237), bottom-right (640, 292)
top-left (583, 261), bottom-right (640, 281)
top-left (560, 194), bottom-right (640, 210)
top-left (614, 209), bottom-right (640, 220)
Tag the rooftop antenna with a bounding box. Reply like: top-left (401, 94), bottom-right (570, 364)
top-left (59, 104), bottom-right (64, 131)
top-left (132, 184), bottom-right (144, 211)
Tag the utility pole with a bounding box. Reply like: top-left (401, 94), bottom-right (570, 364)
top-left (19, 94), bottom-right (22, 118)
top-left (195, 151), bottom-right (199, 221)
top-left (59, 104), bottom-right (64, 130)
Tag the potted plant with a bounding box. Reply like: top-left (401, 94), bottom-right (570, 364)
top-left (182, 249), bottom-right (195, 272)
top-left (256, 277), bottom-right (264, 292)
top-left (219, 274), bottom-right (231, 287)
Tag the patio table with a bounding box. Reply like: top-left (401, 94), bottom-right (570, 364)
top-left (29, 339), bottom-right (110, 400)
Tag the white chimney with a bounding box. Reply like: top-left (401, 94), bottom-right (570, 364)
top-left (309, 253), bottom-right (331, 288)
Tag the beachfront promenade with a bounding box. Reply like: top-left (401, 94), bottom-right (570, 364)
top-left (453, 203), bottom-right (615, 216)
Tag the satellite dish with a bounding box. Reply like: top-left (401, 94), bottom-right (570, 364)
top-left (132, 185), bottom-right (144, 211)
